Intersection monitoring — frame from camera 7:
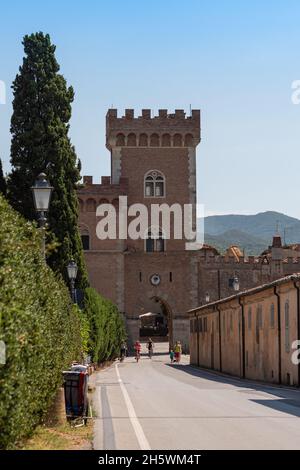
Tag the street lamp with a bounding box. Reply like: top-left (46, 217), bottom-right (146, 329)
top-left (233, 275), bottom-right (240, 292)
top-left (67, 260), bottom-right (78, 303)
top-left (31, 173), bottom-right (53, 258)
top-left (205, 292), bottom-right (210, 303)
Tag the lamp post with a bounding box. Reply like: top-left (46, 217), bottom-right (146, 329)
top-left (233, 275), bottom-right (240, 292)
top-left (31, 173), bottom-right (53, 259)
top-left (67, 260), bottom-right (78, 303)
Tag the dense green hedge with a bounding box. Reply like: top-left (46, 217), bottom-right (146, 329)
top-left (0, 195), bottom-right (83, 449)
top-left (84, 287), bottom-right (126, 363)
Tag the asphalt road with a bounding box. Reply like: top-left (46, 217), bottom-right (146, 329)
top-left (92, 343), bottom-right (300, 450)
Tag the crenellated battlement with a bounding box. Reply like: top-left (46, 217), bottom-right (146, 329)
top-left (80, 175), bottom-right (129, 188)
top-left (77, 176), bottom-right (128, 210)
top-left (107, 108), bottom-right (200, 121)
top-left (198, 254), bottom-right (300, 267)
top-left (106, 108), bottom-right (201, 149)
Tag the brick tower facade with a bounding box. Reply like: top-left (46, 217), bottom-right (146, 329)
top-left (78, 108), bottom-right (201, 349)
top-left (78, 108), bottom-right (300, 351)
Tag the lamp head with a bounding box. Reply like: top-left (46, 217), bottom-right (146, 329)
top-left (31, 173), bottom-right (53, 212)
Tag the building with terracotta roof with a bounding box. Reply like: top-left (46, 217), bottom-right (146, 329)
top-left (189, 273), bottom-right (300, 386)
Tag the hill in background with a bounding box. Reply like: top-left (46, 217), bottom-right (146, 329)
top-left (198, 211), bottom-right (300, 255)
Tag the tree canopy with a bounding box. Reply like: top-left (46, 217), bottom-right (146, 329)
top-left (8, 32), bottom-right (88, 288)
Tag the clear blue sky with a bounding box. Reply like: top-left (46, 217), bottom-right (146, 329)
top-left (1, 0), bottom-right (300, 218)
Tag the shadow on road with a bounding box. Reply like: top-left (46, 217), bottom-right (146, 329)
top-left (250, 399), bottom-right (300, 417)
top-left (165, 363), bottom-right (300, 417)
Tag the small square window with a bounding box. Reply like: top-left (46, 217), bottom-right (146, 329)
top-left (270, 304), bottom-right (275, 328)
top-left (256, 305), bottom-right (263, 331)
top-left (259, 309), bottom-right (263, 329)
top-left (248, 308), bottom-right (252, 330)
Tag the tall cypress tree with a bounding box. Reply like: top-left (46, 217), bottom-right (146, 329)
top-left (0, 159), bottom-right (7, 196)
top-left (8, 32), bottom-right (88, 289)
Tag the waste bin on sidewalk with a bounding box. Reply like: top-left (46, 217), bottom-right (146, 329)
top-left (63, 369), bottom-right (89, 421)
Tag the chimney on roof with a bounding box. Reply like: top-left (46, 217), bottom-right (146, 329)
top-left (271, 234), bottom-right (283, 261)
top-left (272, 234), bottom-right (282, 248)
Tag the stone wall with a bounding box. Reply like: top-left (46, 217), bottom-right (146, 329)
top-left (190, 274), bottom-right (300, 386)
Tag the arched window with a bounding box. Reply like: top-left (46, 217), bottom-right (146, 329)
top-left (184, 133), bottom-right (193, 146)
top-left (150, 133), bottom-right (160, 147)
top-left (99, 198), bottom-right (110, 205)
top-left (127, 133), bottom-right (137, 146)
top-left (144, 170), bottom-right (165, 197)
top-left (86, 198), bottom-right (97, 212)
top-left (139, 133), bottom-right (148, 146)
top-left (162, 133), bottom-right (171, 147)
top-left (145, 227), bottom-right (165, 252)
top-left (80, 227), bottom-right (90, 250)
top-left (116, 133), bottom-right (125, 146)
top-left (78, 198), bottom-right (84, 213)
top-left (112, 198), bottom-right (119, 210)
top-left (173, 133), bottom-right (183, 147)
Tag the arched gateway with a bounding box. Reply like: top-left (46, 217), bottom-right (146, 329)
top-left (139, 297), bottom-right (173, 350)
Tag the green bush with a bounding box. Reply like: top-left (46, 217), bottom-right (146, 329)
top-left (84, 287), bottom-right (126, 363)
top-left (74, 305), bottom-right (90, 358)
top-left (0, 195), bottom-right (82, 449)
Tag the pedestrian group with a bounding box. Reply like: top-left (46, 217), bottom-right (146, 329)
top-left (121, 338), bottom-right (183, 364)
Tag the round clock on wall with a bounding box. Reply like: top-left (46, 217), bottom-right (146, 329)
top-left (150, 273), bottom-right (161, 286)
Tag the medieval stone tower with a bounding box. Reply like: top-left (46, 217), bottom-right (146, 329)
top-left (78, 108), bottom-right (201, 349)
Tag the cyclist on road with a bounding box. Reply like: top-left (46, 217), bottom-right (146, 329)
top-left (120, 342), bottom-right (127, 362)
top-left (134, 340), bottom-right (141, 362)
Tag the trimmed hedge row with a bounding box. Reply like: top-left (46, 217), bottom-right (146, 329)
top-left (84, 287), bottom-right (126, 363)
top-left (0, 195), bottom-right (83, 449)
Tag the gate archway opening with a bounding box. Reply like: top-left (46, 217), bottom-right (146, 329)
top-left (139, 297), bottom-right (173, 349)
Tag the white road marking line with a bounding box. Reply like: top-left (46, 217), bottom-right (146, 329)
top-left (93, 386), bottom-right (103, 450)
top-left (115, 363), bottom-right (151, 450)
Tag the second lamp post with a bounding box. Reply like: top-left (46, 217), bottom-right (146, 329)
top-left (67, 260), bottom-right (78, 303)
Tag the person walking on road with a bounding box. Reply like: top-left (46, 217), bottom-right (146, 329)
top-left (169, 349), bottom-right (175, 363)
top-left (174, 341), bottom-right (182, 363)
top-left (120, 341), bottom-right (127, 362)
top-left (147, 338), bottom-right (154, 359)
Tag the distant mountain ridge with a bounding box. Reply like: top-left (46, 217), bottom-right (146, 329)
top-left (198, 211), bottom-right (300, 255)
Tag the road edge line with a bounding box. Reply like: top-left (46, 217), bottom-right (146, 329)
top-left (115, 363), bottom-right (151, 450)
